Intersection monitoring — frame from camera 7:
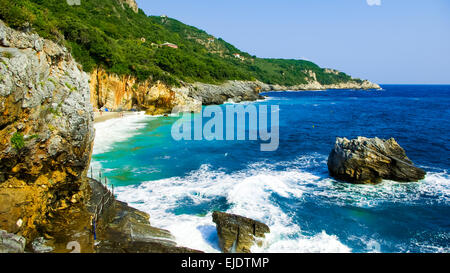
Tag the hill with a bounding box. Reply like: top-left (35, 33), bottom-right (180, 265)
top-left (0, 0), bottom-right (374, 88)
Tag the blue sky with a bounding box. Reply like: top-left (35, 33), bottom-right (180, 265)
top-left (136, 0), bottom-right (450, 84)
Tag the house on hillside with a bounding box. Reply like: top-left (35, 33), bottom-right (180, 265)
top-left (207, 37), bottom-right (215, 43)
top-left (161, 42), bottom-right (178, 49)
top-left (233, 53), bottom-right (245, 61)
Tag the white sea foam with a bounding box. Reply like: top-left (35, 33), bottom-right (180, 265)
top-left (114, 159), bottom-right (351, 253)
top-left (113, 154), bottom-right (450, 253)
top-left (92, 112), bottom-right (150, 155)
top-left (91, 113), bottom-right (450, 252)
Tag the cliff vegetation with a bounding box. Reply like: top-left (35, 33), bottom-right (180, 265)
top-left (0, 0), bottom-right (369, 87)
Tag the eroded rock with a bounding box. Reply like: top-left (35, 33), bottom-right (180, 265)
top-left (88, 179), bottom-right (201, 253)
top-left (328, 137), bottom-right (426, 184)
top-left (0, 230), bottom-right (26, 253)
top-left (212, 211), bottom-right (270, 253)
top-left (0, 19), bottom-right (94, 244)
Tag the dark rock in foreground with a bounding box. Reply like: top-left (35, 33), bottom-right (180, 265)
top-left (88, 179), bottom-right (201, 253)
top-left (212, 211), bottom-right (270, 253)
top-left (328, 137), bottom-right (426, 184)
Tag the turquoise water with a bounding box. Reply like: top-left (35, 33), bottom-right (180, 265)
top-left (91, 85), bottom-right (450, 253)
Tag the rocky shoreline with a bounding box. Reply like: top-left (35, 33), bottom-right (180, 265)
top-left (88, 70), bottom-right (380, 115)
top-left (0, 19), bottom-right (381, 253)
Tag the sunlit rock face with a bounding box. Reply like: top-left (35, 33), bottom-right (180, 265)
top-left (89, 68), bottom-right (201, 115)
top-left (328, 137), bottom-right (426, 184)
top-left (120, 0), bottom-right (139, 13)
top-left (0, 20), bottom-right (94, 244)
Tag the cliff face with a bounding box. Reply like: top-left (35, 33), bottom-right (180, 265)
top-left (89, 69), bottom-right (379, 115)
top-left (0, 20), bottom-right (94, 245)
top-left (89, 68), bottom-right (201, 115)
top-left (119, 0), bottom-right (138, 13)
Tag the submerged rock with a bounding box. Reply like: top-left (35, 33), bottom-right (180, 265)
top-left (212, 211), bottom-right (270, 253)
top-left (328, 137), bottom-right (426, 184)
top-left (0, 230), bottom-right (26, 253)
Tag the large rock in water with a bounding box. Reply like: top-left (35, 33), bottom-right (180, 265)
top-left (328, 137), bottom-right (426, 184)
top-left (212, 211), bottom-right (270, 253)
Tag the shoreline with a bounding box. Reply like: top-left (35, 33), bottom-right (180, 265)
top-left (94, 111), bottom-right (143, 123)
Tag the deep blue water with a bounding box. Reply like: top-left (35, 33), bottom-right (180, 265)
top-left (91, 85), bottom-right (450, 253)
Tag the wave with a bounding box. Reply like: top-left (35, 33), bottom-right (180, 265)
top-left (113, 154), bottom-right (449, 253)
top-left (92, 112), bottom-right (150, 155)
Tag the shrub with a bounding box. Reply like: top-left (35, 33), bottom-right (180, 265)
top-left (11, 132), bottom-right (25, 150)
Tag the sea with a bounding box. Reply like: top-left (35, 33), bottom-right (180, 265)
top-left (90, 85), bottom-right (450, 253)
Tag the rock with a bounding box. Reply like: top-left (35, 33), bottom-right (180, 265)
top-left (0, 19), bottom-right (94, 243)
top-left (0, 230), bottom-right (26, 253)
top-left (212, 211), bottom-right (270, 253)
top-left (185, 80), bottom-right (264, 106)
top-left (119, 0), bottom-right (138, 13)
top-left (31, 237), bottom-right (54, 253)
top-left (87, 179), bottom-right (201, 253)
top-left (328, 137), bottom-right (426, 184)
top-left (89, 68), bottom-right (201, 114)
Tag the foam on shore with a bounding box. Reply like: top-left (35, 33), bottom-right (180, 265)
top-left (114, 153), bottom-right (450, 253)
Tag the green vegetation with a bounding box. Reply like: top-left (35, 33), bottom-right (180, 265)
top-left (0, 0), bottom-right (361, 86)
top-left (47, 106), bottom-right (61, 117)
top-left (1, 51), bottom-right (13, 59)
top-left (11, 132), bottom-right (25, 150)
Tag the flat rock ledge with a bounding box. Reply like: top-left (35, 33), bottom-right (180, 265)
top-left (88, 179), bottom-right (201, 253)
top-left (212, 211), bottom-right (270, 253)
top-left (327, 137), bottom-right (426, 184)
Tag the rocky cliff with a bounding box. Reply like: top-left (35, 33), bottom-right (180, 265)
top-left (0, 20), bottom-right (203, 253)
top-left (0, 19), bottom-right (94, 247)
top-left (89, 68), bottom-right (201, 115)
top-left (89, 70), bottom-right (379, 115)
top-left (119, 0), bottom-right (138, 13)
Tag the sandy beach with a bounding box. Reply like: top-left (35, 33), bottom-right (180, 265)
top-left (94, 111), bottom-right (141, 123)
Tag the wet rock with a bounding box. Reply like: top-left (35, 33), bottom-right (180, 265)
top-left (328, 137), bottom-right (426, 184)
top-left (87, 179), bottom-right (201, 253)
top-left (212, 211), bottom-right (270, 253)
top-left (0, 230), bottom-right (26, 253)
top-left (31, 237), bottom-right (54, 253)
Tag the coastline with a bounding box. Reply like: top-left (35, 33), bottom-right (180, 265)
top-left (94, 111), bottom-right (142, 123)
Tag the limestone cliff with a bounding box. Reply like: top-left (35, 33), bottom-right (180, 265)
top-left (0, 20), bottom-right (202, 253)
top-left (89, 68), bottom-right (201, 115)
top-left (89, 69), bottom-right (379, 115)
top-left (119, 0), bottom-right (138, 13)
top-left (0, 19), bottom-right (94, 247)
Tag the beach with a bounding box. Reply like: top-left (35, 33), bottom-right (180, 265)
top-left (94, 111), bottom-right (140, 123)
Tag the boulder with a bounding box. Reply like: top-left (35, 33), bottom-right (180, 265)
top-left (212, 211), bottom-right (270, 253)
top-left (0, 230), bottom-right (26, 253)
top-left (31, 237), bottom-right (54, 253)
top-left (328, 137), bottom-right (426, 184)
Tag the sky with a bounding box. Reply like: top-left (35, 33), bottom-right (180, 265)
top-left (136, 0), bottom-right (450, 84)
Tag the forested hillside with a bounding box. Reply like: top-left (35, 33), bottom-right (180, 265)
top-left (0, 0), bottom-right (363, 87)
